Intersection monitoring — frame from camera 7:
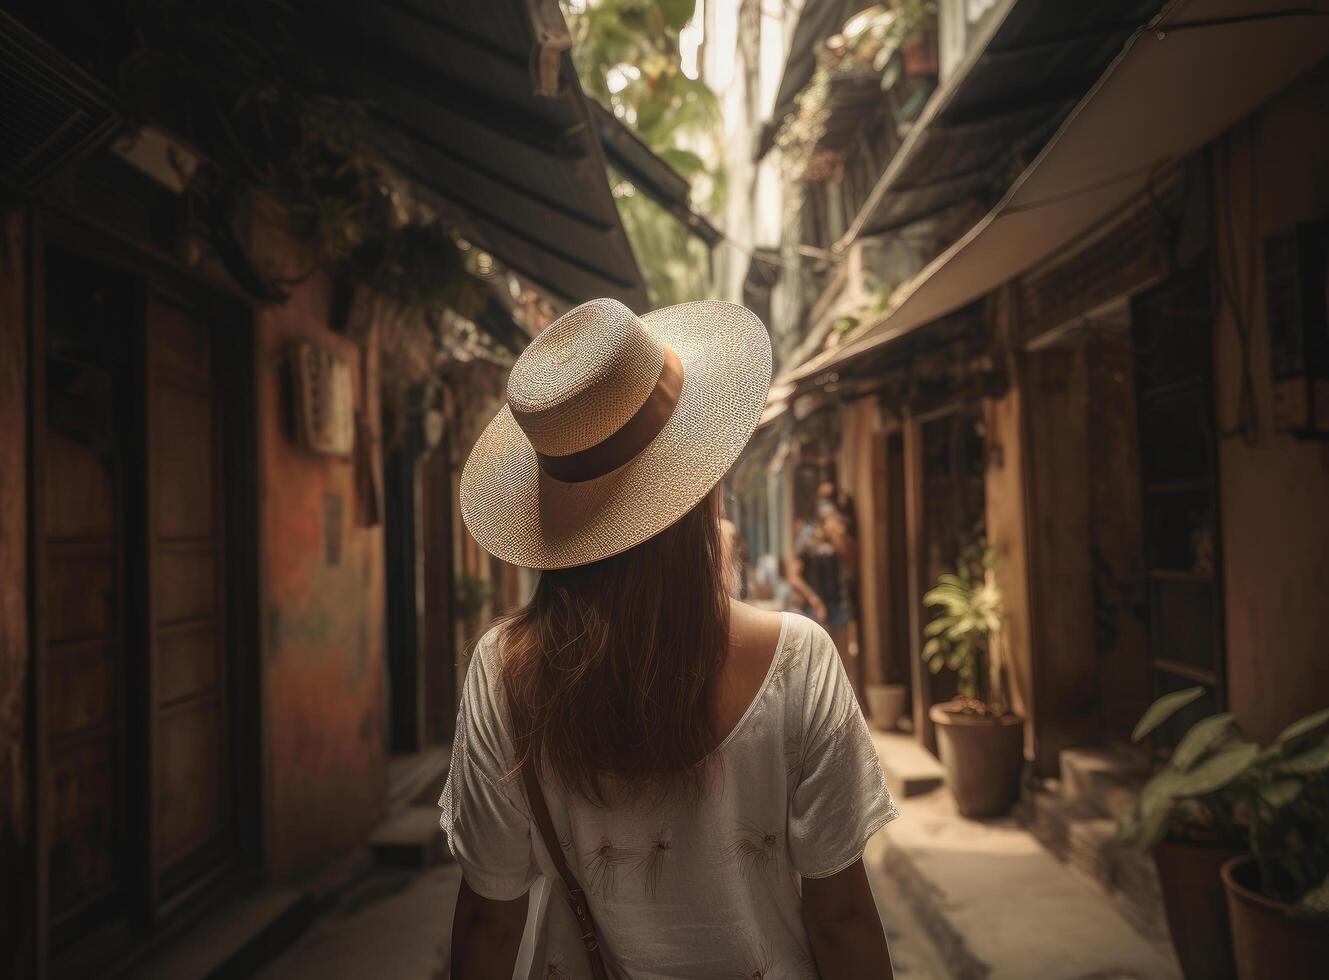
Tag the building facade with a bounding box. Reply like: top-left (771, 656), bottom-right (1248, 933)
top-left (737, 0), bottom-right (1329, 774)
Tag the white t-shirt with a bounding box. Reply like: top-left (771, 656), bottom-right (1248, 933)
top-left (439, 612), bottom-right (899, 980)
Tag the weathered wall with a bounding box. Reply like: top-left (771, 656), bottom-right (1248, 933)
top-left (0, 208), bottom-right (34, 976)
top-left (250, 220), bottom-right (386, 877)
top-left (1211, 71), bottom-right (1329, 742)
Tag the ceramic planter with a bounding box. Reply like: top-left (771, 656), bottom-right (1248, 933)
top-left (865, 683), bottom-right (907, 732)
top-left (928, 704), bottom-right (1023, 818)
top-left (1222, 855), bottom-right (1329, 980)
top-left (1154, 839), bottom-right (1242, 979)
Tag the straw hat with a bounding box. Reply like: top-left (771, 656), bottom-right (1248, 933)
top-left (460, 298), bottom-right (772, 570)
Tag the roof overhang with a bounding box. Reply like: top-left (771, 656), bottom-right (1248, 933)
top-left (784, 0), bottom-right (1329, 386)
top-left (316, 0), bottom-right (649, 312)
top-left (590, 102), bottom-right (722, 247)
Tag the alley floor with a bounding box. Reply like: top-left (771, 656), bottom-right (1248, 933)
top-left (252, 731), bottom-right (1180, 980)
top-left (251, 849), bottom-right (950, 979)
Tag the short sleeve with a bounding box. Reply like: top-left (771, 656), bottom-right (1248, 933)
top-left (787, 624), bottom-right (899, 878)
top-left (438, 632), bottom-right (539, 901)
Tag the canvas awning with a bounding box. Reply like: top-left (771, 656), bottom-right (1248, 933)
top-left (316, 0), bottom-right (649, 311)
top-left (785, 0), bottom-right (1329, 386)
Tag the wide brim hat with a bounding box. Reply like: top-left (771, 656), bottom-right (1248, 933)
top-left (460, 298), bottom-right (772, 570)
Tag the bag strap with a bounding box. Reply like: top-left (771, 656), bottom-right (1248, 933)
top-left (521, 760), bottom-right (611, 980)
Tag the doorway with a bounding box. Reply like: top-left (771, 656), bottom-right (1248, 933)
top-left (383, 391), bottom-right (456, 754)
top-left (1131, 272), bottom-right (1225, 741)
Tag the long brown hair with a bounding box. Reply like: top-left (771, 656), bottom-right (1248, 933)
top-left (499, 486), bottom-right (731, 805)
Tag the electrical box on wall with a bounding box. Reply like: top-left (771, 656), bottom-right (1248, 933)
top-left (292, 342), bottom-right (354, 457)
top-left (1264, 221), bottom-right (1329, 439)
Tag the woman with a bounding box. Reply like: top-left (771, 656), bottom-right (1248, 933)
top-left (442, 299), bottom-right (898, 979)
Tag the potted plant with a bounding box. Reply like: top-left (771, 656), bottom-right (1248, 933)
top-left (1117, 688), bottom-right (1254, 979)
top-left (1221, 709), bottom-right (1329, 980)
top-left (921, 543), bottom-right (1023, 818)
top-left (1117, 690), bottom-right (1329, 980)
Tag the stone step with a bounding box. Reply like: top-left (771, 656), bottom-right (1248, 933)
top-left (1058, 747), bottom-right (1147, 821)
top-left (1024, 787), bottom-right (1170, 945)
top-left (872, 730), bottom-right (945, 798)
top-left (369, 805), bottom-right (453, 869)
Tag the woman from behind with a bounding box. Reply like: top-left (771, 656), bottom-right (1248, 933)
top-left (442, 299), bottom-right (898, 979)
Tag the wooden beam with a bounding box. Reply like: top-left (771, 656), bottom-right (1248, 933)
top-left (903, 415), bottom-right (935, 752)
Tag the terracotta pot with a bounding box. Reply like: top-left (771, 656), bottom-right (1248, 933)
top-left (1154, 840), bottom-right (1242, 980)
top-left (903, 32), bottom-right (939, 77)
top-left (866, 684), bottom-right (907, 732)
top-left (928, 704), bottom-right (1023, 818)
top-left (1222, 855), bottom-right (1329, 980)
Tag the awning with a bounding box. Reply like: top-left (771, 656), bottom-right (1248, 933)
top-left (839, 0), bottom-right (1163, 243)
top-left (785, 0), bottom-right (1329, 385)
top-left (590, 102), bottom-right (722, 247)
top-left (316, 0), bottom-right (649, 312)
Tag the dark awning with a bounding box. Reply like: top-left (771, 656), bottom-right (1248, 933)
top-left (841, 0), bottom-right (1162, 244)
top-left (316, 0), bottom-right (649, 311)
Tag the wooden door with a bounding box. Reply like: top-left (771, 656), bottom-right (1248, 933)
top-left (39, 245), bottom-right (245, 973)
top-left (41, 251), bottom-right (136, 949)
top-left (43, 356), bottom-right (125, 937)
top-left (145, 296), bottom-right (231, 899)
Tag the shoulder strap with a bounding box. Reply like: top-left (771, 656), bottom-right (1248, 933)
top-left (521, 760), bottom-right (611, 980)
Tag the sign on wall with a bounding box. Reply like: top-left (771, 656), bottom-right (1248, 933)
top-left (292, 342), bottom-right (354, 457)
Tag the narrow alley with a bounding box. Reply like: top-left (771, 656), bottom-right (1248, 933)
top-left (2, 1), bottom-right (1327, 979)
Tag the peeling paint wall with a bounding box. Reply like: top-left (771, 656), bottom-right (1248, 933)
top-left (250, 220), bottom-right (386, 878)
top-left (1212, 68), bottom-right (1329, 742)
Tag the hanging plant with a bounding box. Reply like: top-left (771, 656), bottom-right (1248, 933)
top-left (115, 0), bottom-right (488, 328)
top-left (773, 2), bottom-right (936, 193)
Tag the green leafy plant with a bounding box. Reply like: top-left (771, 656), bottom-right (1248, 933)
top-left (921, 540), bottom-right (1008, 715)
top-left (565, 0), bottom-right (723, 306)
top-left (1118, 690), bottom-right (1329, 916)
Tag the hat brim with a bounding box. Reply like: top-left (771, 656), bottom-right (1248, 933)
top-left (459, 300), bottom-right (773, 570)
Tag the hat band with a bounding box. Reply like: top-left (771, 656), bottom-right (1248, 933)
top-left (535, 345), bottom-right (684, 483)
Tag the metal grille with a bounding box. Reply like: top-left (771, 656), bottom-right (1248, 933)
top-left (0, 10), bottom-right (120, 191)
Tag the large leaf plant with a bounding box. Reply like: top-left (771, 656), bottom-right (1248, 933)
top-left (1118, 689), bottom-right (1329, 916)
top-left (921, 541), bottom-right (1009, 716)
